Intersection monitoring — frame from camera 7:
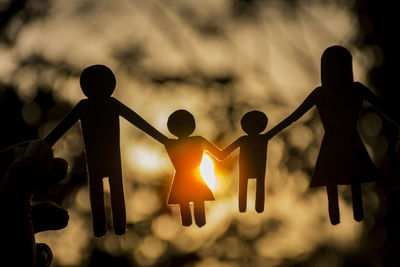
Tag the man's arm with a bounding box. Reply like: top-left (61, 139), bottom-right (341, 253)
top-left (358, 82), bottom-right (400, 126)
top-left (264, 88), bottom-right (317, 139)
top-left (114, 98), bottom-right (169, 144)
top-left (45, 102), bottom-right (82, 146)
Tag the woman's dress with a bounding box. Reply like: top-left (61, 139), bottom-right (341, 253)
top-left (309, 83), bottom-right (379, 187)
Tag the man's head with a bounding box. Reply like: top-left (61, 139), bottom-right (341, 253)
top-left (80, 65), bottom-right (116, 99)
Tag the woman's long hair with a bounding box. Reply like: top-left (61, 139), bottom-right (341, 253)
top-left (321, 45), bottom-right (354, 87)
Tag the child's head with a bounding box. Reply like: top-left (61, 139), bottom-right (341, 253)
top-left (241, 110), bottom-right (268, 135)
top-left (80, 65), bottom-right (116, 99)
top-left (167, 109), bottom-right (196, 138)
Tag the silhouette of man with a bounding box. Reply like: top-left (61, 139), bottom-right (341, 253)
top-left (45, 65), bottom-right (168, 237)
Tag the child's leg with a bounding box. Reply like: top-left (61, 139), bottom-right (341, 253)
top-left (179, 203), bottom-right (192, 226)
top-left (193, 202), bottom-right (206, 227)
top-left (239, 175), bottom-right (248, 212)
top-left (89, 176), bottom-right (107, 237)
top-left (255, 176), bottom-right (265, 213)
top-left (109, 170), bottom-right (126, 235)
top-left (351, 183), bottom-right (364, 222)
top-left (326, 185), bottom-right (340, 225)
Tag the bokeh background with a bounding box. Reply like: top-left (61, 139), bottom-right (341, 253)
top-left (1, 0), bottom-right (400, 266)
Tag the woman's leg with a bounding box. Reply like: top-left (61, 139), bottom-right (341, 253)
top-left (179, 203), bottom-right (192, 226)
top-left (194, 202), bottom-right (206, 227)
top-left (326, 185), bottom-right (340, 225)
top-left (351, 183), bottom-right (364, 222)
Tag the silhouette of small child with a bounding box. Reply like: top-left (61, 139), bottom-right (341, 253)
top-left (164, 110), bottom-right (221, 227)
top-left (221, 111), bottom-right (278, 213)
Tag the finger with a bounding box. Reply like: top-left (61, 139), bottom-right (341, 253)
top-left (2, 140), bottom-right (54, 197)
top-left (24, 140), bottom-right (54, 174)
top-left (32, 202), bottom-right (69, 233)
top-left (0, 141), bottom-right (31, 181)
top-left (44, 158), bottom-right (68, 187)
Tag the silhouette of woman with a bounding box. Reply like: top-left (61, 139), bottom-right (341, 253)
top-left (269, 46), bottom-right (400, 224)
top-left (164, 110), bottom-right (221, 227)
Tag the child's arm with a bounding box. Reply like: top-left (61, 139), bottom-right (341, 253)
top-left (200, 137), bottom-right (224, 161)
top-left (114, 98), bottom-right (169, 144)
top-left (45, 102), bottom-right (82, 146)
top-left (263, 88), bottom-right (317, 140)
top-left (220, 138), bottom-right (241, 160)
top-left (357, 82), bottom-right (400, 126)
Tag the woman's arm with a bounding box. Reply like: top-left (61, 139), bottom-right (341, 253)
top-left (358, 82), bottom-right (400, 126)
top-left (264, 88), bottom-right (317, 139)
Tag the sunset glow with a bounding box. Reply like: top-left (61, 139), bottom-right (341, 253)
top-left (16, 1), bottom-right (369, 266)
top-left (200, 154), bottom-right (217, 190)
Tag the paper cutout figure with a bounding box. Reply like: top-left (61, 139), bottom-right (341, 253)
top-left (220, 111), bottom-right (279, 213)
top-left (45, 65), bottom-right (168, 237)
top-left (164, 110), bottom-right (221, 227)
top-left (269, 46), bottom-right (400, 225)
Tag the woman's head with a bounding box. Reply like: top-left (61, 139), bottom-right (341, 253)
top-left (321, 46), bottom-right (353, 87)
top-left (168, 109), bottom-right (196, 138)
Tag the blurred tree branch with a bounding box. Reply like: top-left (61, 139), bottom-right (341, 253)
top-left (0, 0), bottom-right (29, 31)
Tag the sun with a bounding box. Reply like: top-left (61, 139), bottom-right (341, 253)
top-left (200, 153), bottom-right (217, 190)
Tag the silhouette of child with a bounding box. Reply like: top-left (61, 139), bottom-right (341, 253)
top-left (164, 109), bottom-right (221, 227)
top-left (220, 110), bottom-right (278, 213)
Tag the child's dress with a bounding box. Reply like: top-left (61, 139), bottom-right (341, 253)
top-left (165, 136), bottom-right (215, 204)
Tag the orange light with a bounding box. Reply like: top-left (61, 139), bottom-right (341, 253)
top-left (200, 153), bottom-right (217, 190)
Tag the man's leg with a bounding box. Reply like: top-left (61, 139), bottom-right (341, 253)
top-left (109, 170), bottom-right (126, 235)
top-left (89, 176), bottom-right (107, 237)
